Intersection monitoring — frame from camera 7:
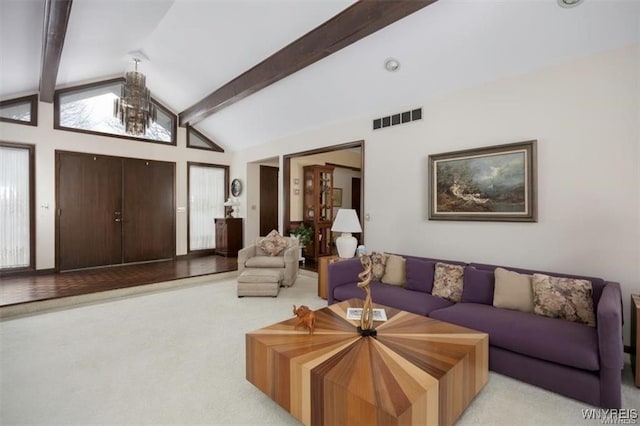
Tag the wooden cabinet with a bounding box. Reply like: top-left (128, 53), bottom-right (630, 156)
top-left (632, 294), bottom-right (640, 387)
top-left (317, 255), bottom-right (339, 299)
top-left (303, 165), bottom-right (334, 263)
top-left (215, 218), bottom-right (243, 257)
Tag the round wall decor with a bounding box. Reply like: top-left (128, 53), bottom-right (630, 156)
top-left (231, 178), bottom-right (242, 197)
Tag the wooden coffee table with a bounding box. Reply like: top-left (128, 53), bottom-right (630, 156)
top-left (246, 299), bottom-right (488, 425)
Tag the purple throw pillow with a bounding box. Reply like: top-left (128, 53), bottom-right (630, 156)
top-left (461, 266), bottom-right (495, 305)
top-left (405, 258), bottom-right (436, 293)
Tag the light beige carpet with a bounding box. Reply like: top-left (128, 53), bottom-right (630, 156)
top-left (1, 273), bottom-right (637, 425)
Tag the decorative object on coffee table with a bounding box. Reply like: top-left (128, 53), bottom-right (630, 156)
top-left (357, 254), bottom-right (375, 335)
top-left (292, 305), bottom-right (315, 335)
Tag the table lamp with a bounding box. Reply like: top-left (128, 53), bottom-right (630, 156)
top-left (331, 209), bottom-right (362, 258)
top-left (223, 198), bottom-right (240, 218)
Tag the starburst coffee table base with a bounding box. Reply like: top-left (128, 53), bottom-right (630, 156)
top-left (246, 299), bottom-right (488, 426)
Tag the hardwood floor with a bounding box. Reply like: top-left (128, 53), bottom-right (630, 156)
top-left (0, 255), bottom-right (237, 308)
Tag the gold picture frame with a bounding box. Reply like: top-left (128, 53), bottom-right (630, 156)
top-left (332, 187), bottom-right (343, 207)
top-left (428, 140), bottom-right (537, 222)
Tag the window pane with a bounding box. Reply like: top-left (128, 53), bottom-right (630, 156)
top-left (0, 146), bottom-right (30, 268)
top-left (187, 127), bottom-right (224, 152)
top-left (189, 165), bottom-right (226, 250)
top-left (0, 101), bottom-right (31, 122)
top-left (0, 95), bottom-right (36, 126)
top-left (57, 80), bottom-right (174, 143)
top-left (189, 131), bottom-right (212, 149)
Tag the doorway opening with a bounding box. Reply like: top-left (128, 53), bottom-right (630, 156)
top-left (283, 140), bottom-right (364, 268)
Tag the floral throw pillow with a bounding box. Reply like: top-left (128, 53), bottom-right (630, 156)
top-left (432, 262), bottom-right (464, 302)
top-left (532, 274), bottom-right (596, 327)
top-left (257, 230), bottom-right (288, 256)
top-left (370, 252), bottom-right (388, 281)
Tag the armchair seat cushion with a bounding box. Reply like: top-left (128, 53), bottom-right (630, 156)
top-left (246, 256), bottom-right (286, 268)
top-left (429, 303), bottom-right (599, 371)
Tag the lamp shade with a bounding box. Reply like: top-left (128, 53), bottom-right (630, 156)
top-left (331, 209), bottom-right (362, 233)
top-left (332, 209), bottom-right (361, 258)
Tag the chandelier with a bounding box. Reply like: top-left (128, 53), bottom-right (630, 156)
top-left (113, 58), bottom-right (157, 136)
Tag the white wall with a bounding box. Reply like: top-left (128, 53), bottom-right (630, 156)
top-left (234, 45), bottom-right (640, 345)
top-left (332, 166), bottom-right (361, 217)
top-left (0, 102), bottom-right (232, 269)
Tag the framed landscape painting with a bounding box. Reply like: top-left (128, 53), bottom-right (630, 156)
top-left (428, 140), bottom-right (537, 222)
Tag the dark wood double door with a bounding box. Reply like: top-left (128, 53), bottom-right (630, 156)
top-left (56, 151), bottom-right (175, 271)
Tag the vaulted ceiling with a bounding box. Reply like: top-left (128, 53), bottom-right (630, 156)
top-left (1, 0), bottom-right (638, 151)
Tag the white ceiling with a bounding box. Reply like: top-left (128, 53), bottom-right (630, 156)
top-left (1, 0), bottom-right (638, 151)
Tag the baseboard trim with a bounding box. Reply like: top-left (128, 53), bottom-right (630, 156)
top-left (0, 267), bottom-right (54, 278)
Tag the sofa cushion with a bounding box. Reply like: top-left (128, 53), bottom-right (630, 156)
top-left (245, 256), bottom-right (285, 268)
top-left (429, 303), bottom-right (599, 371)
top-left (470, 262), bottom-right (606, 306)
top-left (461, 266), bottom-right (494, 305)
top-left (370, 252), bottom-right (388, 281)
top-left (381, 255), bottom-right (406, 286)
top-left (532, 273), bottom-right (596, 327)
top-left (257, 230), bottom-right (288, 256)
top-left (432, 263), bottom-right (464, 302)
top-left (493, 267), bottom-right (534, 313)
top-left (405, 258), bottom-right (435, 293)
top-left (333, 282), bottom-right (453, 316)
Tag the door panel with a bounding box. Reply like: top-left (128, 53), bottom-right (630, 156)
top-left (260, 166), bottom-right (279, 236)
top-left (122, 159), bottom-right (175, 263)
top-left (351, 177), bottom-right (361, 219)
top-left (352, 177), bottom-right (362, 245)
top-left (58, 153), bottom-right (122, 270)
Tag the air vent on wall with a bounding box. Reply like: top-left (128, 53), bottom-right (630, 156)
top-left (373, 108), bottom-right (421, 130)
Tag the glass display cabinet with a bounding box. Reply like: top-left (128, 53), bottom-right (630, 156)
top-left (302, 164), bottom-right (334, 263)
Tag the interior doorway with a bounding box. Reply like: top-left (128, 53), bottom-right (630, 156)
top-left (259, 165), bottom-right (279, 235)
top-left (283, 140), bottom-right (364, 263)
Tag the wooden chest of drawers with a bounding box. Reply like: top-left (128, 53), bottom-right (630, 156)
top-left (214, 218), bottom-right (242, 257)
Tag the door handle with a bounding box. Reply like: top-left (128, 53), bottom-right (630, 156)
top-left (115, 218), bottom-right (122, 222)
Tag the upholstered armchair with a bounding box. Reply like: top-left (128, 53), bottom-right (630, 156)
top-left (237, 234), bottom-right (299, 287)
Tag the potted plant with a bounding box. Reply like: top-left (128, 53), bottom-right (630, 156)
top-left (290, 223), bottom-right (313, 262)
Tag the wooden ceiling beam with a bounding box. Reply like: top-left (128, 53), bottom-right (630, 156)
top-left (39, 0), bottom-right (73, 103)
top-left (179, 0), bottom-right (437, 127)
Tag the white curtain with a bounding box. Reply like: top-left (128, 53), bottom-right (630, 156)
top-left (0, 146), bottom-right (30, 268)
top-left (189, 165), bottom-right (226, 250)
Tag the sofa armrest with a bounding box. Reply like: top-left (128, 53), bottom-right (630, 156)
top-left (237, 245), bottom-right (256, 273)
top-left (597, 281), bottom-right (624, 370)
top-left (283, 244), bottom-right (298, 262)
top-left (282, 244), bottom-right (299, 287)
top-left (327, 257), bottom-right (363, 305)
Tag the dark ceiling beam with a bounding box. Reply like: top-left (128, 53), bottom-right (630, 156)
top-left (179, 0), bottom-right (437, 127)
top-left (39, 0), bottom-right (73, 103)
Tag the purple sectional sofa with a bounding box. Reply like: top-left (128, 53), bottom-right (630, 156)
top-left (327, 255), bottom-right (624, 409)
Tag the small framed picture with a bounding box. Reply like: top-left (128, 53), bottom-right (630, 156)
top-left (332, 187), bottom-right (343, 207)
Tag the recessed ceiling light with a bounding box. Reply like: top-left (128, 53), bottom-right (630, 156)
top-left (558, 0), bottom-right (584, 8)
top-left (384, 58), bottom-right (400, 72)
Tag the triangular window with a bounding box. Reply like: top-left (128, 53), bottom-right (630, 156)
top-left (0, 95), bottom-right (37, 126)
top-left (54, 79), bottom-right (176, 145)
top-left (187, 126), bottom-right (224, 152)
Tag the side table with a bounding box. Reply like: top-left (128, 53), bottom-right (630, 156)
top-left (317, 255), bottom-right (339, 299)
top-left (632, 294), bottom-right (640, 387)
